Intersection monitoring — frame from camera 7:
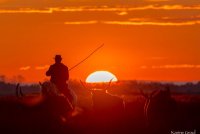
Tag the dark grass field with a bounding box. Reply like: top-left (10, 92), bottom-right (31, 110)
top-left (0, 94), bottom-right (200, 134)
top-left (0, 81), bottom-right (200, 134)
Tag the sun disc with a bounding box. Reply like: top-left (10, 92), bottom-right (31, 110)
top-left (86, 71), bottom-right (118, 83)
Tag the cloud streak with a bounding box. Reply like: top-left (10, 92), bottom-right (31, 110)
top-left (0, 4), bottom-right (200, 14)
top-left (102, 20), bottom-right (200, 26)
top-left (141, 64), bottom-right (200, 69)
top-left (64, 20), bottom-right (98, 25)
top-left (35, 65), bottom-right (49, 70)
top-left (1, 5), bottom-right (200, 27)
top-left (116, 11), bottom-right (128, 16)
top-left (19, 66), bottom-right (31, 71)
top-left (63, 19), bottom-right (200, 26)
top-left (0, 8), bottom-right (53, 13)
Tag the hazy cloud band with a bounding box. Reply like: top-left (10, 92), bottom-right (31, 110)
top-left (0, 4), bottom-right (200, 14)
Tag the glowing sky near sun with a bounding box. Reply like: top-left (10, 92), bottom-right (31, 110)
top-left (86, 71), bottom-right (118, 83)
top-left (0, 0), bottom-right (200, 83)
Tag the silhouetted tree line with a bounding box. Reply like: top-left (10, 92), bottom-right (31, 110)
top-left (0, 79), bottom-right (200, 96)
top-left (69, 80), bottom-right (200, 95)
top-left (0, 77), bottom-right (40, 96)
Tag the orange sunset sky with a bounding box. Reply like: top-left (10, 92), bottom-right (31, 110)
top-left (0, 0), bottom-right (200, 83)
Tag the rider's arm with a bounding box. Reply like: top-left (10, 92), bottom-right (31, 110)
top-left (66, 67), bottom-right (69, 80)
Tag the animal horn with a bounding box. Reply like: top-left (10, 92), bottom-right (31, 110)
top-left (39, 81), bottom-right (42, 86)
top-left (150, 89), bottom-right (159, 98)
top-left (80, 80), bottom-right (91, 91)
top-left (19, 86), bottom-right (23, 97)
top-left (80, 80), bottom-right (87, 89)
top-left (104, 78), bottom-right (114, 91)
top-left (16, 83), bottom-right (23, 97)
top-left (16, 83), bottom-right (20, 97)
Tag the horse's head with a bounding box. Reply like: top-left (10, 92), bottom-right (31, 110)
top-left (39, 81), bottom-right (61, 97)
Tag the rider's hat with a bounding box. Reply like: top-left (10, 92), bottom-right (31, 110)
top-left (54, 55), bottom-right (62, 60)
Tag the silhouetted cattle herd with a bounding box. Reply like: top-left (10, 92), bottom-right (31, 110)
top-left (1, 82), bottom-right (199, 134)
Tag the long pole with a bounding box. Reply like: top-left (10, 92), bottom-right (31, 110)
top-left (69, 44), bottom-right (104, 71)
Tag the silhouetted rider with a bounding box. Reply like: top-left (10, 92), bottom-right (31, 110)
top-left (46, 55), bottom-right (69, 96)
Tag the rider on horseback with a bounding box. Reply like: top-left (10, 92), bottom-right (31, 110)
top-left (46, 55), bottom-right (74, 106)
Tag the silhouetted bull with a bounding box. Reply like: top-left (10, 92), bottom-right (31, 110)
top-left (90, 89), bottom-right (125, 127)
top-left (141, 87), bottom-right (177, 131)
top-left (92, 89), bottom-right (125, 115)
top-left (80, 80), bottom-right (125, 124)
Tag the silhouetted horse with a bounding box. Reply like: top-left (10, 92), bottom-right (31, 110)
top-left (39, 81), bottom-right (77, 119)
top-left (40, 81), bottom-right (77, 110)
top-left (141, 87), bottom-right (177, 131)
top-left (0, 81), bottom-right (77, 132)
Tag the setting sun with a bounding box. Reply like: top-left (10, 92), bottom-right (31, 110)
top-left (86, 71), bottom-right (118, 83)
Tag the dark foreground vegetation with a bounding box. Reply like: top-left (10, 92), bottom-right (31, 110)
top-left (0, 80), bottom-right (200, 134)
